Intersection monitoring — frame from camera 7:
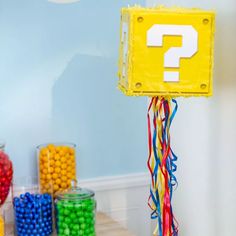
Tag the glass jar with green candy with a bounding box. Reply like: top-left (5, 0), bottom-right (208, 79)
top-left (55, 181), bottom-right (96, 236)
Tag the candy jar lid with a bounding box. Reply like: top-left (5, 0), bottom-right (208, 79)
top-left (56, 180), bottom-right (95, 201)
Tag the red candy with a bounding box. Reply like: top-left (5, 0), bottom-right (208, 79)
top-left (0, 150), bottom-right (13, 206)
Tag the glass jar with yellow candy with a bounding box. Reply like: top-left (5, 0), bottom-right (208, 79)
top-left (37, 143), bottom-right (76, 197)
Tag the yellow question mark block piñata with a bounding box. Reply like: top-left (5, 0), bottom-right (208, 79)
top-left (118, 6), bottom-right (215, 97)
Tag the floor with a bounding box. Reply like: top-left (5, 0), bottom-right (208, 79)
top-left (96, 212), bottom-right (135, 236)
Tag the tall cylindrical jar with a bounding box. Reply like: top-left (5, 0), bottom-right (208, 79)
top-left (13, 178), bottom-right (53, 236)
top-left (0, 143), bottom-right (13, 208)
top-left (37, 143), bottom-right (76, 197)
top-left (55, 185), bottom-right (96, 236)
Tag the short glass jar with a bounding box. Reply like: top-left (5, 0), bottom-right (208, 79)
top-left (55, 184), bottom-right (96, 236)
top-left (37, 143), bottom-right (76, 197)
top-left (13, 178), bottom-right (53, 236)
top-left (0, 208), bottom-right (4, 236)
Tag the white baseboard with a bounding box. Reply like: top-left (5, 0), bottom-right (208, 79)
top-left (4, 172), bottom-right (153, 236)
top-left (79, 172), bottom-right (150, 191)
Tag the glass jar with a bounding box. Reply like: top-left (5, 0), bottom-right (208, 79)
top-left (0, 142), bottom-right (13, 236)
top-left (13, 178), bottom-right (53, 236)
top-left (0, 142), bottom-right (13, 208)
top-left (0, 208), bottom-right (4, 236)
top-left (37, 143), bottom-right (76, 197)
top-left (55, 184), bottom-right (96, 236)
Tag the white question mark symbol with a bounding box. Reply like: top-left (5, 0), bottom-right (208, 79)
top-left (147, 24), bottom-right (198, 82)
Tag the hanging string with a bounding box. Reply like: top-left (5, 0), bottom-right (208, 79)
top-left (147, 97), bottom-right (179, 236)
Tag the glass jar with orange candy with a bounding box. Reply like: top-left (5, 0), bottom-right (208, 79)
top-left (37, 143), bottom-right (76, 197)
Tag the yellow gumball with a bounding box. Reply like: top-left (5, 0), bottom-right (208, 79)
top-left (61, 170), bottom-right (66, 176)
top-left (59, 149), bottom-right (65, 157)
top-left (53, 184), bottom-right (59, 191)
top-left (46, 174), bottom-right (52, 180)
top-left (54, 154), bottom-right (60, 161)
top-left (41, 155), bottom-right (47, 162)
top-left (61, 157), bottom-right (66, 163)
top-left (55, 161), bottom-right (61, 167)
top-left (49, 159), bottom-right (55, 166)
top-left (67, 173), bottom-right (72, 179)
top-left (55, 146), bottom-right (60, 153)
top-left (67, 165), bottom-right (73, 172)
top-left (69, 148), bottom-right (75, 155)
top-left (47, 144), bottom-right (55, 151)
top-left (55, 178), bottom-right (61, 185)
top-left (55, 167), bottom-right (61, 173)
top-left (48, 167), bottom-right (54, 173)
top-left (65, 153), bottom-right (70, 159)
top-left (52, 173), bottom-right (58, 180)
top-left (61, 182), bottom-right (67, 188)
top-left (41, 147), bottom-right (48, 156)
top-left (61, 176), bottom-right (67, 182)
top-left (61, 164), bottom-right (67, 170)
top-left (66, 160), bottom-right (72, 166)
top-left (49, 153), bottom-right (55, 160)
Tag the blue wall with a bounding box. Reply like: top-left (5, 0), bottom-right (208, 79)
top-left (0, 0), bottom-right (146, 179)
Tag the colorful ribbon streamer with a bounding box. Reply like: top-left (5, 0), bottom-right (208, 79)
top-left (147, 97), bottom-right (179, 236)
